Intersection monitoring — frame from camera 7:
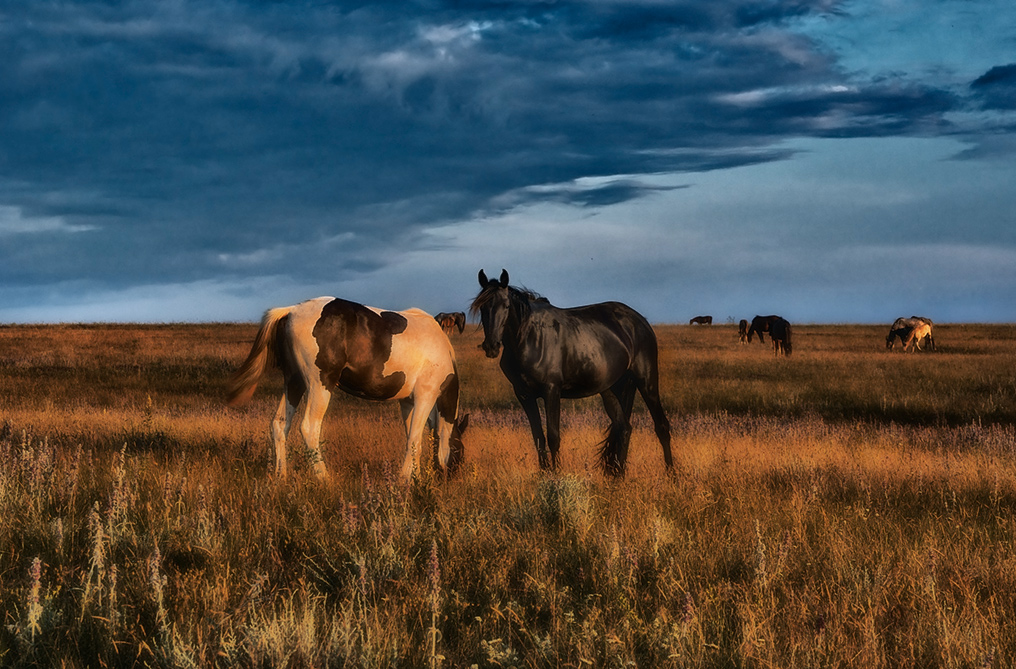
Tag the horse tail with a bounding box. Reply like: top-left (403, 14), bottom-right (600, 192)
top-left (226, 306), bottom-right (292, 407)
top-left (598, 421), bottom-right (631, 477)
top-left (784, 322), bottom-right (793, 355)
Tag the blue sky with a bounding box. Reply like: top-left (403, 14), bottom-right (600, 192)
top-left (2, 0), bottom-right (1015, 323)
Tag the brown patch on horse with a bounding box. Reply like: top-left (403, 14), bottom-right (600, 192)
top-left (272, 315), bottom-right (308, 406)
top-left (312, 299), bottom-right (408, 400)
top-left (435, 372), bottom-right (459, 424)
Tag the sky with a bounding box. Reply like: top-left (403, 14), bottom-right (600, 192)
top-left (2, 0), bottom-right (1016, 324)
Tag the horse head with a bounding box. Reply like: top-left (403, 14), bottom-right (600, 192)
top-left (444, 413), bottom-right (469, 475)
top-left (473, 269), bottom-right (511, 359)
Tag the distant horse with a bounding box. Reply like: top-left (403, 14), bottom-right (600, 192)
top-left (738, 319), bottom-right (749, 344)
top-left (886, 316), bottom-right (935, 352)
top-left (227, 297), bottom-right (467, 480)
top-left (886, 317), bottom-right (934, 353)
top-left (747, 315), bottom-right (777, 344)
top-left (435, 311), bottom-right (466, 335)
top-left (748, 315), bottom-right (792, 355)
top-left (689, 315), bottom-right (713, 325)
top-left (769, 317), bottom-right (793, 356)
top-left (471, 269), bottom-right (673, 477)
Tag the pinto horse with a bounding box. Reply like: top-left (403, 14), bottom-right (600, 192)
top-left (435, 311), bottom-right (466, 335)
top-left (227, 297), bottom-right (467, 480)
top-left (471, 269), bottom-right (673, 477)
top-left (886, 316), bottom-right (935, 352)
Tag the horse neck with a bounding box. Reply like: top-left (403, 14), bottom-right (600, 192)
top-left (501, 288), bottom-right (534, 351)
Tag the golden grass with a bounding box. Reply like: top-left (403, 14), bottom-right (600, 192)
top-left (1, 321), bottom-right (1016, 667)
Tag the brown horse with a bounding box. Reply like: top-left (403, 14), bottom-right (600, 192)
top-left (228, 297), bottom-right (467, 480)
top-left (435, 311), bottom-right (466, 335)
top-left (738, 319), bottom-right (749, 344)
top-left (748, 315), bottom-right (792, 355)
top-left (769, 317), bottom-right (792, 356)
top-left (689, 315), bottom-right (713, 325)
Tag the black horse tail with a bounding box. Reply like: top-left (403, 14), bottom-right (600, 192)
top-left (784, 322), bottom-right (793, 355)
top-left (598, 421), bottom-right (632, 477)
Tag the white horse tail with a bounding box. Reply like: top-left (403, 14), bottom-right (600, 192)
top-left (226, 306), bottom-right (292, 407)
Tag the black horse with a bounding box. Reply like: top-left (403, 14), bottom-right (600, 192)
top-left (471, 269), bottom-right (673, 476)
top-left (748, 314), bottom-right (792, 355)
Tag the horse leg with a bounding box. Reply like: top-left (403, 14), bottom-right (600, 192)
top-left (600, 388), bottom-right (632, 477)
top-left (271, 394), bottom-right (297, 477)
top-left (400, 398), bottom-right (434, 481)
top-left (434, 408), bottom-right (454, 476)
top-left (544, 387), bottom-right (562, 470)
top-left (299, 383), bottom-right (332, 478)
top-left (634, 378), bottom-right (674, 471)
top-left (517, 393), bottom-right (549, 469)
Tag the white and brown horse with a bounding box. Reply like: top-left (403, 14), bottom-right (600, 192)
top-left (228, 297), bottom-right (467, 480)
top-left (886, 316), bottom-right (935, 352)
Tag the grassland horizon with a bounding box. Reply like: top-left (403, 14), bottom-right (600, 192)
top-left (1, 321), bottom-right (1015, 667)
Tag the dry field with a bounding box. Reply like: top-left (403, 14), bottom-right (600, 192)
top-left (1, 321), bottom-right (1016, 667)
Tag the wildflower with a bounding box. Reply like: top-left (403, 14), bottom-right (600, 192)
top-left (26, 557), bottom-right (43, 640)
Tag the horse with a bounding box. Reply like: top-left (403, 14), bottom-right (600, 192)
top-left (886, 318), bottom-right (933, 353)
top-left (769, 317), bottom-right (793, 356)
top-left (689, 315), bottom-right (713, 325)
top-left (738, 319), bottom-right (749, 344)
top-left (747, 315), bottom-right (777, 344)
top-left (471, 269), bottom-right (673, 477)
top-left (748, 315), bottom-right (792, 355)
top-left (886, 316), bottom-right (935, 351)
top-left (434, 311), bottom-right (466, 335)
top-left (227, 297), bottom-right (467, 481)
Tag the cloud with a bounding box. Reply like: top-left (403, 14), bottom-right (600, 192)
top-left (971, 63), bottom-right (1016, 110)
top-left (0, 205), bottom-right (97, 235)
top-left (1, 0), bottom-right (1015, 321)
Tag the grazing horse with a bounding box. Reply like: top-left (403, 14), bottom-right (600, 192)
top-left (886, 316), bottom-right (935, 351)
top-left (227, 297), bottom-right (467, 480)
top-left (768, 317), bottom-right (793, 356)
top-left (748, 315), bottom-right (792, 355)
top-left (434, 311), bottom-right (466, 335)
top-left (886, 318), bottom-right (933, 353)
top-left (471, 269), bottom-right (673, 477)
top-left (746, 315), bottom-right (776, 344)
top-left (738, 319), bottom-right (749, 344)
top-left (689, 315), bottom-right (713, 325)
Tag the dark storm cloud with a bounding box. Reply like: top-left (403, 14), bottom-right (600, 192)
top-left (971, 63), bottom-right (1016, 110)
top-left (0, 0), bottom-right (977, 297)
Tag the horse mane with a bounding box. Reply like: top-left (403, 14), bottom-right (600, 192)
top-left (469, 284), bottom-right (544, 320)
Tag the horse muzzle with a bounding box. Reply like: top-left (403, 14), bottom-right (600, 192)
top-left (479, 341), bottom-right (501, 358)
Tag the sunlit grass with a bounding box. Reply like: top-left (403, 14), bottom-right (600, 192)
top-left (1, 322), bottom-right (1016, 667)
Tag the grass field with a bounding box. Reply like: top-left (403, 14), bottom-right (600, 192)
top-left (2, 321), bottom-right (1016, 667)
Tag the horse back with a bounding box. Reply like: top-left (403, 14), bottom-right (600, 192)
top-left (283, 299), bottom-right (454, 402)
top-left (516, 301), bottom-right (657, 396)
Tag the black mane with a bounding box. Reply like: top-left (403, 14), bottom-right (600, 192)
top-left (470, 284), bottom-right (544, 319)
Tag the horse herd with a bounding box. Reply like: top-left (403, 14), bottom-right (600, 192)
top-left (227, 269), bottom-right (936, 482)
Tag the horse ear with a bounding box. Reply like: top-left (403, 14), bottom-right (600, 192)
top-left (499, 269), bottom-right (509, 287)
top-left (478, 269), bottom-right (488, 287)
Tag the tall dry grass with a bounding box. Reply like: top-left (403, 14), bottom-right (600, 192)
top-left (1, 321), bottom-right (1015, 667)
